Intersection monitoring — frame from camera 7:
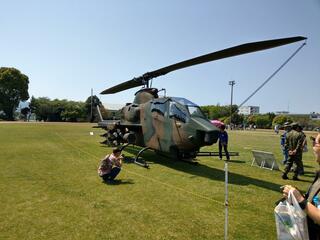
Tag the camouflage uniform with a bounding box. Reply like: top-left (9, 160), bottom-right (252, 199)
top-left (282, 128), bottom-right (304, 180)
top-left (297, 130), bottom-right (306, 175)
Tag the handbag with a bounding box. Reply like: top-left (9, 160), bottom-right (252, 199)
top-left (303, 144), bottom-right (308, 153)
top-left (274, 190), bottom-right (309, 240)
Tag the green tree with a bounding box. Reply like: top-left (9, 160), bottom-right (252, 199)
top-left (20, 107), bottom-right (30, 121)
top-left (272, 115), bottom-right (293, 127)
top-left (61, 101), bottom-right (86, 122)
top-left (30, 97), bottom-right (52, 121)
top-left (255, 115), bottom-right (272, 129)
top-left (30, 96), bottom-right (87, 122)
top-left (0, 67), bottom-right (29, 120)
top-left (84, 95), bottom-right (109, 122)
top-left (201, 104), bottom-right (238, 120)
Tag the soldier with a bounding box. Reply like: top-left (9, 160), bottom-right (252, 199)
top-left (280, 122), bottom-right (291, 164)
top-left (296, 124), bottom-right (307, 175)
top-left (282, 122), bottom-right (304, 180)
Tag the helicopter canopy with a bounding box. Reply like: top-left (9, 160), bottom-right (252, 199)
top-left (171, 97), bottom-right (206, 119)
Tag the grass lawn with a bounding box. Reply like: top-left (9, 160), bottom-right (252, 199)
top-left (0, 123), bottom-right (318, 240)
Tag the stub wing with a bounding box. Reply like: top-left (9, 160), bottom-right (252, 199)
top-left (96, 120), bottom-right (142, 131)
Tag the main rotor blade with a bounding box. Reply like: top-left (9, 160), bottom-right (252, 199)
top-left (100, 79), bottom-right (143, 94)
top-left (101, 36), bottom-right (306, 94)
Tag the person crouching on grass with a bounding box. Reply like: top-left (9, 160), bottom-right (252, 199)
top-left (98, 148), bottom-right (123, 182)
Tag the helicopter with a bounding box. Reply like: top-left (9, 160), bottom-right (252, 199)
top-left (96, 36), bottom-right (306, 167)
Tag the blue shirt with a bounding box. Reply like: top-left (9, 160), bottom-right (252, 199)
top-left (280, 132), bottom-right (287, 146)
top-left (219, 131), bottom-right (228, 144)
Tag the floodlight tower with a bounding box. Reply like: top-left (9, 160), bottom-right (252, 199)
top-left (225, 80), bottom-right (235, 240)
top-left (229, 80), bottom-right (235, 128)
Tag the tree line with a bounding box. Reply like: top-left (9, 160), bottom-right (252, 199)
top-left (200, 105), bottom-right (320, 130)
top-left (0, 67), bottom-right (109, 122)
top-left (1, 67), bottom-right (319, 129)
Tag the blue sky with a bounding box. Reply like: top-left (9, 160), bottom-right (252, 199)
top-left (1, 0), bottom-right (319, 113)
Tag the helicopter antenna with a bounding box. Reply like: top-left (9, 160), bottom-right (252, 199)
top-left (238, 41), bottom-right (306, 108)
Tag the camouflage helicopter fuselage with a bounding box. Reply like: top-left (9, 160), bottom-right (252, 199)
top-left (98, 88), bottom-right (220, 159)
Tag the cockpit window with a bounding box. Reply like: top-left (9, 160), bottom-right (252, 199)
top-left (171, 97), bottom-right (206, 119)
top-left (169, 102), bottom-right (188, 123)
top-left (151, 102), bottom-right (166, 116)
top-left (187, 106), bottom-right (206, 118)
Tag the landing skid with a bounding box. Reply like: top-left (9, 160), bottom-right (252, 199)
top-left (134, 147), bottom-right (150, 168)
top-left (120, 143), bottom-right (150, 168)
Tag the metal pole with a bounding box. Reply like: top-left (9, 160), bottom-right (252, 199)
top-left (90, 88), bottom-right (93, 122)
top-left (228, 81), bottom-right (235, 129)
top-left (224, 159), bottom-right (229, 240)
top-left (225, 80), bottom-right (234, 240)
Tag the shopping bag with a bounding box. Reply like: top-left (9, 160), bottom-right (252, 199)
top-left (303, 144), bottom-right (308, 153)
top-left (274, 190), bottom-right (309, 240)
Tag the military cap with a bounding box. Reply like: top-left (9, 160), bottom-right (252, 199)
top-left (290, 122), bottom-right (299, 127)
top-left (283, 122), bottom-right (291, 127)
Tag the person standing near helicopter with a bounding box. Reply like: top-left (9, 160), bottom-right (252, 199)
top-left (218, 125), bottom-right (230, 161)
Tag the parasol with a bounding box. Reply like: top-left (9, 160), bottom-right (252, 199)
top-left (210, 120), bottom-right (225, 128)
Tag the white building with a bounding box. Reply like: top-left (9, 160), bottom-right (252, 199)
top-left (310, 112), bottom-right (320, 120)
top-left (238, 106), bottom-right (260, 115)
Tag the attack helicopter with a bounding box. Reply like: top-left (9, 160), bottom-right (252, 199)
top-left (97, 36), bottom-right (306, 166)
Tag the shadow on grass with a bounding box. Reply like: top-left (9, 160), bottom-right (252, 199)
top-left (226, 160), bottom-right (246, 164)
top-left (303, 165), bottom-right (314, 169)
top-left (122, 146), bottom-right (313, 193)
top-left (299, 171), bottom-right (315, 178)
top-left (102, 179), bottom-right (135, 185)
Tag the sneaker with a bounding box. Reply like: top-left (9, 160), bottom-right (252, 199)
top-left (282, 174), bottom-right (289, 180)
top-left (219, 158), bottom-right (222, 160)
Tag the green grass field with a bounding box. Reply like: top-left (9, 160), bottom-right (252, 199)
top-left (0, 123), bottom-right (318, 240)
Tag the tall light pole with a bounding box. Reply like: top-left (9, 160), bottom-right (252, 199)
top-left (228, 80), bottom-right (235, 128)
top-left (90, 88), bottom-right (93, 122)
top-left (224, 80), bottom-right (235, 240)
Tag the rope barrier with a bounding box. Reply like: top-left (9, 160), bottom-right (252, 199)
top-left (54, 132), bottom-right (224, 206)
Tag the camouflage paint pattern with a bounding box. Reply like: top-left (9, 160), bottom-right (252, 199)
top-left (99, 88), bottom-right (220, 159)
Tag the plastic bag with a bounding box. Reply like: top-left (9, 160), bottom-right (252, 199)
top-left (303, 144), bottom-right (308, 153)
top-left (274, 190), bottom-right (309, 240)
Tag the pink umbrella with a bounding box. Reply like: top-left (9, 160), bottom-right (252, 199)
top-left (210, 120), bottom-right (225, 128)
